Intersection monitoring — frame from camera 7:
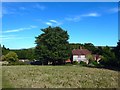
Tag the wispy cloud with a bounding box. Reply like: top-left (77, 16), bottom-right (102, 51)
top-left (1, 35), bottom-right (32, 41)
top-left (2, 6), bottom-right (25, 17)
top-left (45, 20), bottom-right (62, 26)
top-left (19, 7), bottom-right (26, 10)
top-left (108, 7), bottom-right (120, 13)
top-left (49, 20), bottom-right (58, 23)
top-left (3, 27), bottom-right (31, 33)
top-left (65, 12), bottom-right (100, 22)
top-left (3, 25), bottom-right (38, 33)
top-left (2, 7), bottom-right (16, 15)
top-left (30, 25), bottom-right (38, 28)
top-left (81, 12), bottom-right (100, 17)
top-left (0, 35), bottom-right (16, 40)
top-left (35, 4), bottom-right (46, 11)
top-left (45, 22), bottom-right (53, 26)
top-left (65, 16), bottom-right (81, 22)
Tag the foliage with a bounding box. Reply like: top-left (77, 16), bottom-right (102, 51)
top-left (96, 46), bottom-right (103, 55)
top-left (65, 63), bottom-right (72, 66)
top-left (99, 46), bottom-right (116, 67)
top-left (84, 43), bottom-right (98, 54)
top-left (88, 61), bottom-right (101, 67)
top-left (2, 45), bottom-right (10, 55)
top-left (35, 26), bottom-right (71, 65)
top-left (69, 43), bottom-right (83, 50)
top-left (114, 40), bottom-right (120, 66)
top-left (79, 61), bottom-right (87, 66)
top-left (86, 54), bottom-right (94, 63)
top-left (5, 51), bottom-right (18, 63)
top-left (26, 48), bottom-right (35, 60)
top-left (11, 48), bottom-right (35, 61)
top-left (72, 61), bottom-right (78, 65)
top-left (8, 61), bottom-right (29, 65)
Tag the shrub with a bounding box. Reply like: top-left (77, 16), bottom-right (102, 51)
top-left (73, 61), bottom-right (78, 65)
top-left (88, 61), bottom-right (101, 67)
top-left (92, 61), bottom-right (98, 65)
top-left (5, 51), bottom-right (18, 63)
top-left (7, 61), bottom-right (30, 65)
top-left (79, 61), bottom-right (87, 66)
top-left (65, 63), bottom-right (72, 66)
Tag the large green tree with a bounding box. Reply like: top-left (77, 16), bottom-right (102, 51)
top-left (35, 26), bottom-right (71, 65)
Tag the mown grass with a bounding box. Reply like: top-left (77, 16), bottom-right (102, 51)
top-left (0, 66), bottom-right (2, 89)
top-left (2, 65), bottom-right (119, 88)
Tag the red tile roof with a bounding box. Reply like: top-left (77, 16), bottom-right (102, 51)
top-left (72, 49), bottom-right (91, 55)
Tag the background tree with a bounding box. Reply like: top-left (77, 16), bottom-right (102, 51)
top-left (86, 54), bottom-right (94, 64)
top-left (84, 43), bottom-right (98, 54)
top-left (26, 48), bottom-right (35, 60)
top-left (2, 45), bottom-right (10, 55)
top-left (96, 46), bottom-right (103, 55)
top-left (99, 46), bottom-right (116, 67)
top-left (5, 51), bottom-right (18, 63)
top-left (114, 40), bottom-right (120, 66)
top-left (69, 43), bottom-right (83, 50)
top-left (35, 26), bottom-right (71, 65)
top-left (11, 48), bottom-right (35, 61)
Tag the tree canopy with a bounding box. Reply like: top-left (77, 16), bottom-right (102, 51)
top-left (5, 51), bottom-right (18, 63)
top-left (35, 26), bottom-right (71, 65)
top-left (114, 40), bottom-right (120, 66)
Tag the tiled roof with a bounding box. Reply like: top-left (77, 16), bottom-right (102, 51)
top-left (72, 49), bottom-right (91, 55)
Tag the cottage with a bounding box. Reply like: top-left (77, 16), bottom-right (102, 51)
top-left (72, 47), bottom-right (91, 64)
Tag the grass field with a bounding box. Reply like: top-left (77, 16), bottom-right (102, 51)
top-left (2, 65), bottom-right (119, 88)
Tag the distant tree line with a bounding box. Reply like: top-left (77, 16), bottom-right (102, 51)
top-left (0, 26), bottom-right (120, 68)
top-left (1, 45), bottom-right (35, 61)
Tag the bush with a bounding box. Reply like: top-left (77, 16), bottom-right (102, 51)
top-left (73, 61), bottom-right (78, 65)
top-left (65, 63), bottom-right (72, 66)
top-left (5, 51), bottom-right (18, 63)
top-left (92, 61), bottom-right (98, 65)
top-left (79, 61), bottom-right (87, 66)
top-left (88, 61), bottom-right (101, 67)
top-left (7, 61), bottom-right (29, 65)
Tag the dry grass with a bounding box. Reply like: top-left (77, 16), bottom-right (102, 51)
top-left (2, 65), bottom-right (119, 88)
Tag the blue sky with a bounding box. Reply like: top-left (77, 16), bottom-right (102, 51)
top-left (1, 2), bottom-right (119, 49)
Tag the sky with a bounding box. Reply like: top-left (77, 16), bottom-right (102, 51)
top-left (1, 2), bottom-right (119, 49)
